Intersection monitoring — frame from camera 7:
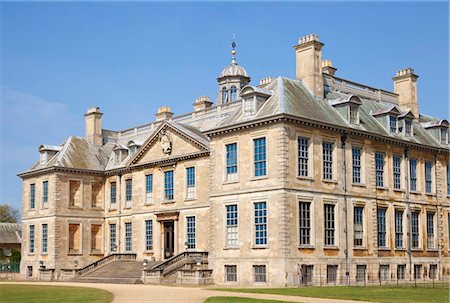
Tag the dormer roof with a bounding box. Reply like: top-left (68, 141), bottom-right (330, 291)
top-left (371, 105), bottom-right (402, 117)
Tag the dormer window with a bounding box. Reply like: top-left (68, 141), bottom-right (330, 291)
top-left (421, 119), bottom-right (449, 144)
top-left (405, 119), bottom-right (412, 136)
top-left (330, 95), bottom-right (362, 125)
top-left (114, 145), bottom-right (129, 164)
top-left (230, 86), bottom-right (237, 102)
top-left (129, 146), bottom-right (137, 155)
top-left (40, 152), bottom-right (48, 165)
top-left (243, 97), bottom-right (255, 116)
top-left (389, 115), bottom-right (397, 133)
top-left (349, 105), bottom-right (359, 124)
top-left (38, 145), bottom-right (62, 165)
top-left (240, 85), bottom-right (272, 117)
top-left (440, 128), bottom-right (448, 144)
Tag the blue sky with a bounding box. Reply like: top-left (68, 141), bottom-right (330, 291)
top-left (1, 2), bottom-right (449, 211)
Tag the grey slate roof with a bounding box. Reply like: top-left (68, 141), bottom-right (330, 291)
top-left (0, 223), bottom-right (21, 244)
top-left (21, 75), bottom-right (449, 176)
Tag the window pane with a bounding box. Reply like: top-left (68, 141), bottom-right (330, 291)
top-left (164, 171), bottom-right (174, 200)
top-left (254, 138), bottom-right (267, 177)
top-left (125, 222), bottom-right (132, 252)
top-left (377, 208), bottom-right (386, 247)
top-left (324, 204), bottom-right (335, 246)
top-left (395, 210), bottom-right (403, 248)
top-left (186, 216), bottom-right (196, 249)
top-left (375, 152), bottom-right (384, 187)
top-left (299, 202), bottom-right (311, 245)
top-left (410, 159), bottom-right (417, 191)
top-left (298, 137), bottom-right (309, 177)
top-left (145, 220), bottom-right (153, 251)
top-left (354, 206), bottom-right (363, 246)
top-left (254, 202), bottom-right (267, 246)
top-left (322, 142), bottom-right (333, 180)
top-left (352, 148), bottom-right (361, 184)
top-left (393, 156), bottom-right (401, 189)
top-left (226, 205), bottom-right (238, 247)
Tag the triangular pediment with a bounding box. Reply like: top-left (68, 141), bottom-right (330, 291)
top-left (128, 121), bottom-right (209, 166)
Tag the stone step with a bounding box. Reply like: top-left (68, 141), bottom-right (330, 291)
top-left (82, 260), bottom-right (147, 279)
top-left (76, 276), bottom-right (142, 284)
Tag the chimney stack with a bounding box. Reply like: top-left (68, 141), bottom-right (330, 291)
top-left (155, 106), bottom-right (174, 122)
top-left (322, 59), bottom-right (337, 76)
top-left (193, 96), bottom-right (213, 112)
top-left (294, 34), bottom-right (324, 97)
top-left (392, 68), bottom-right (419, 118)
top-left (85, 107), bottom-right (103, 146)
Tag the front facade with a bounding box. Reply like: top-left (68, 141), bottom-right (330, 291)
top-left (19, 34), bottom-right (450, 286)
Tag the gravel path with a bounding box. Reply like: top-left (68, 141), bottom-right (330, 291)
top-left (0, 281), bottom-right (373, 303)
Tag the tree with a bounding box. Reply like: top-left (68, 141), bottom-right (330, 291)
top-left (0, 204), bottom-right (20, 223)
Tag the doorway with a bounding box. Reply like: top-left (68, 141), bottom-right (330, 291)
top-left (163, 221), bottom-right (174, 259)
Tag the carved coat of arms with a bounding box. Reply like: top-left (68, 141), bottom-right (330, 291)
top-left (159, 129), bottom-right (172, 155)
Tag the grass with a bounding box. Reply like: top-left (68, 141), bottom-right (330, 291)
top-left (212, 285), bottom-right (450, 303)
top-left (0, 284), bottom-right (114, 303)
top-left (204, 297), bottom-right (294, 303)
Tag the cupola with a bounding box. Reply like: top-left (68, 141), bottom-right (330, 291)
top-left (217, 37), bottom-right (251, 105)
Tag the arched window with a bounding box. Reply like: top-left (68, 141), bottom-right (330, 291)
top-left (222, 87), bottom-right (228, 103)
top-left (230, 86), bottom-right (237, 102)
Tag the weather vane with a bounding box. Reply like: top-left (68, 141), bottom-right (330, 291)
top-left (231, 33), bottom-right (237, 63)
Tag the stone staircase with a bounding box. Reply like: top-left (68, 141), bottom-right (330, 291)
top-left (77, 260), bottom-right (144, 284)
top-left (143, 251), bottom-right (213, 285)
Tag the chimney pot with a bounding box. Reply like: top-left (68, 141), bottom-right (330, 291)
top-left (84, 106), bottom-right (103, 146)
top-left (193, 96), bottom-right (213, 112)
top-left (294, 33), bottom-right (324, 97)
top-left (156, 106), bottom-right (174, 121)
top-left (392, 68), bottom-right (419, 118)
top-left (259, 77), bottom-right (275, 86)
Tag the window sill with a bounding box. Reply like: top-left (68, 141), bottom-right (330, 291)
top-left (250, 176), bottom-right (268, 181)
top-left (393, 188), bottom-right (405, 193)
top-left (123, 207), bottom-right (132, 210)
top-left (324, 246), bottom-right (339, 250)
top-left (377, 247), bottom-right (391, 251)
top-left (90, 207), bottom-right (104, 211)
top-left (162, 200), bottom-right (175, 204)
top-left (67, 252), bottom-right (82, 256)
top-left (352, 183), bottom-right (366, 188)
top-left (322, 179), bottom-right (338, 184)
top-left (410, 191), bottom-right (421, 195)
top-left (297, 176), bottom-right (314, 181)
top-left (29, 209), bottom-right (36, 212)
top-left (298, 245), bottom-right (315, 249)
top-left (353, 246), bottom-right (367, 250)
top-left (223, 246), bottom-right (240, 250)
top-left (395, 248), bottom-right (406, 251)
top-left (108, 208), bottom-right (118, 211)
top-left (27, 253), bottom-right (35, 256)
top-left (184, 198), bottom-right (196, 202)
top-left (426, 248), bottom-right (438, 252)
top-left (68, 206), bottom-right (83, 210)
top-left (376, 187), bottom-right (389, 191)
top-left (224, 179), bottom-right (240, 185)
top-left (143, 203), bottom-right (154, 207)
top-left (40, 252), bottom-right (48, 256)
top-left (90, 252), bottom-right (103, 256)
top-left (143, 250), bottom-right (154, 254)
top-left (411, 248), bottom-right (423, 251)
top-left (424, 193), bottom-right (435, 197)
top-left (251, 245), bottom-right (268, 249)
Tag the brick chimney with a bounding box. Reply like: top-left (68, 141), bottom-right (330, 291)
top-left (193, 96), bottom-right (213, 112)
top-left (392, 68), bottom-right (419, 118)
top-left (155, 106), bottom-right (174, 122)
top-left (294, 34), bottom-right (324, 97)
top-left (85, 107), bottom-right (103, 146)
top-left (322, 59), bottom-right (337, 76)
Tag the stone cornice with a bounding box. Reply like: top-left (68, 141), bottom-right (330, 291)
top-left (205, 113), bottom-right (449, 154)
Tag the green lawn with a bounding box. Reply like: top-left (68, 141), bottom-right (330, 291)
top-left (0, 284), bottom-right (113, 303)
top-left (212, 285), bottom-right (449, 303)
top-left (205, 297), bottom-right (293, 303)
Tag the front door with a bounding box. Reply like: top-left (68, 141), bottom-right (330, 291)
top-left (163, 221), bottom-right (174, 259)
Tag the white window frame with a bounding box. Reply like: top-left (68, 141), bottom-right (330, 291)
top-left (353, 203), bottom-right (365, 248)
top-left (224, 202), bottom-right (239, 248)
top-left (323, 197), bottom-right (339, 247)
top-left (297, 194), bottom-right (315, 248)
top-left (250, 131), bottom-right (269, 180)
top-left (251, 196), bottom-right (269, 248)
top-left (185, 166), bottom-right (196, 200)
top-left (296, 132), bottom-right (314, 179)
top-left (144, 173), bottom-right (153, 205)
top-left (223, 137), bottom-right (239, 183)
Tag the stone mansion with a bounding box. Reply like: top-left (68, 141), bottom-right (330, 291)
top-left (19, 34), bottom-right (450, 286)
